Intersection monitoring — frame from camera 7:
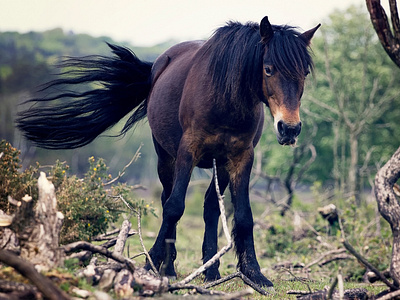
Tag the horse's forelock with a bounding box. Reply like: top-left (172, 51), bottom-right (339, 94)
top-left (204, 21), bottom-right (266, 104)
top-left (267, 26), bottom-right (313, 81)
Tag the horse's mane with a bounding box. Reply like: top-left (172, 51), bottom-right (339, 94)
top-left (204, 21), bottom-right (313, 105)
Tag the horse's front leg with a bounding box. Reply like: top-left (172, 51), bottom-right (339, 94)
top-left (146, 137), bottom-right (195, 275)
top-left (228, 149), bottom-right (274, 288)
top-left (202, 167), bottom-right (229, 282)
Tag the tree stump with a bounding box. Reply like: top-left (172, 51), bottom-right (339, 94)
top-left (0, 172), bottom-right (65, 271)
top-left (374, 146), bottom-right (400, 288)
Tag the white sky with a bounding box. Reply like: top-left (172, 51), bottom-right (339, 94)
top-left (1, 0), bottom-right (368, 46)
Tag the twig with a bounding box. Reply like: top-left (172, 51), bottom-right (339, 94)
top-left (304, 248), bottom-right (346, 269)
top-left (282, 268), bottom-right (312, 293)
top-left (168, 283), bottom-right (226, 295)
top-left (319, 254), bottom-right (352, 266)
top-left (174, 159), bottom-right (232, 285)
top-left (93, 228), bottom-right (120, 241)
top-left (137, 210), bottom-right (159, 277)
top-left (131, 252), bottom-right (145, 259)
top-left (104, 143), bottom-right (143, 185)
top-left (63, 241), bottom-right (135, 272)
top-left (342, 239), bottom-right (398, 290)
top-left (203, 271), bottom-right (240, 289)
top-left (0, 250), bottom-right (70, 300)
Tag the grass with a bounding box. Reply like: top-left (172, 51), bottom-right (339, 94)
top-left (123, 183), bottom-right (390, 299)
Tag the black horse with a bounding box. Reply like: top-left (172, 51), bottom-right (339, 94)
top-left (17, 16), bottom-right (320, 287)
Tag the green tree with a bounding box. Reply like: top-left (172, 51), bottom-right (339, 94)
top-left (302, 5), bottom-right (400, 202)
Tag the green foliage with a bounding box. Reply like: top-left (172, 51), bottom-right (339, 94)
top-left (0, 139), bottom-right (157, 245)
top-left (53, 157), bottom-right (121, 244)
top-left (0, 140), bottom-right (39, 212)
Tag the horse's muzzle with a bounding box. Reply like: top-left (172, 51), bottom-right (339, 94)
top-left (276, 120), bottom-right (301, 145)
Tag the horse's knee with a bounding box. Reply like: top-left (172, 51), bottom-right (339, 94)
top-left (163, 198), bottom-right (185, 223)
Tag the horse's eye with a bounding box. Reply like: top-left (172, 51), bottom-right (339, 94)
top-left (264, 66), bottom-right (273, 77)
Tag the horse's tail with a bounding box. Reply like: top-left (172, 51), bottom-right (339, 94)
top-left (16, 43), bottom-right (152, 149)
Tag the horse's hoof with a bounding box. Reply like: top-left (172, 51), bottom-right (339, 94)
top-left (242, 270), bottom-right (274, 288)
top-left (203, 269), bottom-right (221, 282)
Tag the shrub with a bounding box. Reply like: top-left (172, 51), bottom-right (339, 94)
top-left (52, 157), bottom-right (122, 244)
top-left (0, 140), bottom-right (39, 213)
top-left (0, 139), bottom-right (156, 245)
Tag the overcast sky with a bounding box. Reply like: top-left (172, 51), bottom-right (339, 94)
top-left (1, 0), bottom-right (369, 46)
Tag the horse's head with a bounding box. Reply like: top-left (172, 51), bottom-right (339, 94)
top-left (260, 17), bottom-right (320, 146)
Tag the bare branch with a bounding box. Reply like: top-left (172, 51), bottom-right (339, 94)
top-left (63, 241), bottom-right (136, 272)
top-left (342, 239), bottom-right (397, 290)
top-left (104, 143), bottom-right (143, 186)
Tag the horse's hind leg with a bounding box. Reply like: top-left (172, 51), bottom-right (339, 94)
top-left (146, 136), bottom-right (194, 277)
top-left (146, 138), bottom-right (177, 277)
top-left (202, 167), bottom-right (229, 282)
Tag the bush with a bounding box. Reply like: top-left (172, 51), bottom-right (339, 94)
top-left (0, 139), bottom-right (156, 245)
top-left (52, 157), bottom-right (122, 244)
top-left (0, 140), bottom-right (39, 213)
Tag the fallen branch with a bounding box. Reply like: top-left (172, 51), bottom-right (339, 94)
top-left (63, 241), bottom-right (135, 272)
top-left (203, 271), bottom-right (269, 296)
top-left (342, 239), bottom-right (397, 290)
top-left (377, 289), bottom-right (400, 300)
top-left (108, 219), bottom-right (131, 264)
top-left (304, 248), bottom-right (347, 269)
top-left (319, 253), bottom-right (352, 266)
top-left (0, 250), bottom-right (69, 300)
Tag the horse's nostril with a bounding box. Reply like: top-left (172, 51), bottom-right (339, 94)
top-left (277, 120), bottom-right (285, 136)
top-left (277, 121), bottom-right (302, 138)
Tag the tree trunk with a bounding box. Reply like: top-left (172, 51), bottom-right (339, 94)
top-left (1, 172), bottom-right (65, 271)
top-left (374, 146), bottom-right (400, 287)
top-left (348, 132), bottom-right (360, 204)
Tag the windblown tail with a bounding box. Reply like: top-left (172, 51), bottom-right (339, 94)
top-left (16, 43), bottom-right (153, 149)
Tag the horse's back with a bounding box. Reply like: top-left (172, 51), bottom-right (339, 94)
top-left (148, 41), bottom-right (205, 158)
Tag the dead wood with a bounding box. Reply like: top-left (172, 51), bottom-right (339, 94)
top-left (114, 269), bottom-right (134, 297)
top-left (0, 249), bottom-right (70, 300)
top-left (343, 239), bottom-right (397, 290)
top-left (0, 172), bottom-right (65, 271)
top-left (318, 204), bottom-right (339, 227)
top-left (63, 241), bottom-right (135, 272)
top-left (374, 146), bottom-right (400, 288)
top-left (108, 219), bottom-right (131, 263)
top-left (319, 253), bottom-right (353, 266)
top-left (366, 270), bottom-right (392, 283)
top-left (293, 287), bottom-right (371, 300)
top-left (304, 248), bottom-right (347, 269)
top-left (203, 271), bottom-right (270, 296)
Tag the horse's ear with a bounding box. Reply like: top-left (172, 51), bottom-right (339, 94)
top-left (260, 16), bottom-right (274, 43)
top-left (300, 24), bottom-right (321, 46)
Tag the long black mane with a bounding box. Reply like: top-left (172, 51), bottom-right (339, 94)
top-left (205, 21), bottom-right (313, 105)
